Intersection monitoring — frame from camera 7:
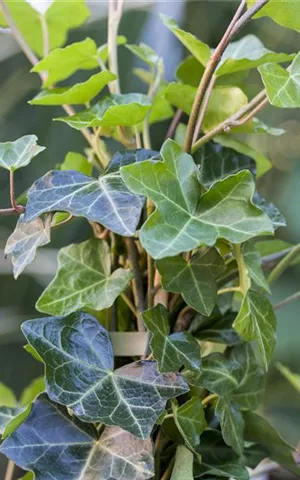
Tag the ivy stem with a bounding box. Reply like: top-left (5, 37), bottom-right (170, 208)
top-left (4, 460), bottom-right (15, 480)
top-left (121, 293), bottom-right (138, 317)
top-left (165, 108), bottom-right (183, 140)
top-left (217, 286), bottom-right (241, 295)
top-left (134, 126), bottom-right (142, 148)
top-left (267, 242), bottom-right (300, 285)
top-left (274, 291), bottom-right (300, 311)
top-left (108, 0), bottom-right (124, 94)
top-left (124, 237), bottom-right (146, 332)
top-left (0, 207), bottom-right (24, 216)
top-left (202, 393), bottom-right (218, 407)
top-left (9, 170), bottom-right (18, 211)
top-left (192, 74), bottom-right (217, 144)
top-left (234, 244), bottom-right (249, 296)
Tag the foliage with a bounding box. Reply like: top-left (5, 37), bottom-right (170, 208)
top-left (0, 0), bottom-right (299, 479)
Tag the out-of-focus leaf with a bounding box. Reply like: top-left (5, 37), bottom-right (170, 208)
top-left (176, 56), bottom-right (205, 86)
top-left (253, 192), bottom-right (286, 229)
top-left (253, 118), bottom-right (285, 136)
top-left (277, 363), bottom-right (300, 394)
top-left (194, 311), bottom-right (241, 346)
top-left (126, 43), bottom-right (163, 69)
top-left (149, 86), bottom-right (173, 125)
top-left (215, 398), bottom-right (244, 455)
top-left (0, 383), bottom-right (17, 407)
top-left (247, 0), bottom-right (300, 33)
top-left (98, 35), bottom-right (127, 64)
top-left (60, 151), bottom-right (92, 176)
top-left (243, 241), bottom-right (271, 293)
top-left (171, 445), bottom-right (194, 480)
top-left (172, 397), bottom-right (206, 450)
top-left (19, 377), bottom-right (45, 406)
top-left (0, 135), bottom-right (45, 171)
top-left (0, 407), bottom-right (22, 435)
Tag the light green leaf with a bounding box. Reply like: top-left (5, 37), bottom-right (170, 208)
top-left (31, 38), bottom-right (98, 87)
top-left (121, 139), bottom-right (273, 259)
top-left (19, 474), bottom-right (34, 480)
top-left (173, 397), bottom-right (206, 450)
top-left (56, 93), bottom-right (151, 129)
top-left (156, 248), bottom-right (224, 316)
top-left (171, 445), bottom-right (194, 480)
top-left (61, 151), bottom-right (92, 176)
top-left (149, 85), bottom-right (173, 125)
top-left (0, 135), bottom-right (45, 172)
top-left (253, 118), bottom-right (285, 136)
top-left (176, 56), bottom-right (205, 87)
top-left (36, 238), bottom-right (132, 316)
top-left (215, 398), bottom-right (244, 456)
top-left (19, 377), bottom-right (45, 406)
top-left (259, 53), bottom-right (300, 108)
top-left (160, 14), bottom-right (211, 66)
top-left (0, 0), bottom-right (90, 57)
top-left (142, 304), bottom-right (201, 373)
top-left (277, 363), bottom-right (300, 394)
top-left (98, 35), bottom-right (127, 65)
top-left (233, 291), bottom-right (276, 370)
top-left (247, 0), bottom-right (300, 33)
top-left (29, 71), bottom-right (115, 106)
top-left (0, 383), bottom-right (17, 407)
top-left (243, 241), bottom-right (271, 293)
top-left (126, 43), bottom-right (163, 70)
top-left (0, 407), bottom-right (22, 435)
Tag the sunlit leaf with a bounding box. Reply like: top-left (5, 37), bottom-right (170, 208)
top-left (215, 397), bottom-right (244, 456)
top-left (0, 383), bottom-right (17, 407)
top-left (19, 377), bottom-right (45, 406)
top-left (247, 0), bottom-right (300, 33)
top-left (0, 135), bottom-right (45, 172)
top-left (36, 238), bottom-right (132, 316)
top-left (277, 363), bottom-right (300, 394)
top-left (61, 151), bottom-right (92, 176)
top-left (22, 312), bottom-right (188, 438)
top-left (126, 43), bottom-right (163, 70)
top-left (0, 394), bottom-right (155, 480)
top-left (172, 397), bottom-right (206, 450)
top-left (171, 445), bottom-right (194, 480)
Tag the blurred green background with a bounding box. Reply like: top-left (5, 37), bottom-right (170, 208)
top-left (0, 0), bottom-right (299, 476)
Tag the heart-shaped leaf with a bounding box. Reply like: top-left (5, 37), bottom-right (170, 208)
top-left (215, 397), bottom-right (244, 456)
top-left (172, 397), bottom-right (206, 450)
top-left (142, 304), bottom-right (201, 373)
top-left (22, 312), bottom-right (188, 438)
top-left (247, 0), bottom-right (300, 34)
top-left (0, 135), bottom-right (45, 172)
top-left (29, 71), bottom-right (116, 105)
top-left (121, 139), bottom-right (274, 259)
top-left (56, 93), bottom-right (151, 129)
top-left (156, 248), bottom-right (225, 316)
top-left (36, 239), bottom-right (132, 316)
top-left (25, 149), bottom-right (158, 236)
top-left (0, 394), bottom-right (155, 480)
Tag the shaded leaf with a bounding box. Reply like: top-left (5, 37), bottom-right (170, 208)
top-left (36, 238), bottom-right (132, 316)
top-left (61, 151), bottom-right (92, 176)
top-left (248, 0), bottom-right (300, 33)
top-left (29, 71), bottom-right (116, 106)
top-left (156, 248), bottom-right (224, 316)
top-left (22, 312), bottom-right (188, 438)
top-left (253, 117), bottom-right (285, 136)
top-left (56, 93), bottom-right (151, 129)
top-left (149, 85), bottom-right (173, 125)
top-left (194, 311), bottom-right (241, 346)
top-left (121, 139), bottom-right (273, 259)
top-left (0, 407), bottom-right (22, 435)
top-left (215, 398), bottom-right (244, 456)
top-left (233, 291), bottom-right (276, 370)
top-left (171, 445), bottom-right (194, 480)
top-left (0, 383), bottom-right (17, 407)
top-left (243, 241), bottom-right (270, 293)
top-left (142, 304), bottom-right (201, 373)
top-left (0, 394), bottom-right (155, 480)
top-left (277, 363), bottom-right (300, 394)
top-left (0, 135), bottom-right (45, 172)
top-left (253, 192), bottom-right (286, 229)
top-left (172, 397), bottom-right (206, 450)
top-left (176, 56), bottom-right (205, 87)
top-left (5, 214), bottom-right (51, 279)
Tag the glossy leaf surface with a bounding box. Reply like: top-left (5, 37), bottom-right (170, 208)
top-left (0, 135), bottom-right (45, 172)
top-left (215, 398), bottom-right (244, 455)
top-left (172, 397), bottom-right (206, 450)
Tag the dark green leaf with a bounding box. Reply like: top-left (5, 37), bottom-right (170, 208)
top-left (22, 312), bottom-right (188, 438)
top-left (215, 398), bottom-right (244, 456)
top-left (253, 192), bottom-right (286, 229)
top-left (247, 0), bottom-right (300, 33)
top-left (121, 139), bottom-right (273, 259)
top-left (142, 304), bottom-right (201, 373)
top-left (0, 394), bottom-right (155, 480)
top-left (243, 241), bottom-right (271, 293)
top-left (176, 56), bottom-right (205, 87)
top-left (156, 248), bottom-right (224, 315)
top-left (193, 311), bottom-right (241, 346)
top-left (61, 151), bottom-right (92, 176)
top-left (36, 239), bottom-right (132, 316)
top-left (171, 445), bottom-right (194, 480)
top-left (172, 397), bottom-right (206, 450)
top-left (0, 407), bottom-right (22, 435)
top-left (0, 135), bottom-right (45, 172)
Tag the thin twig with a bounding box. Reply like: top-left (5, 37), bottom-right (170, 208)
top-left (226, 97), bottom-right (269, 130)
top-left (161, 456), bottom-right (175, 480)
top-left (174, 305), bottom-right (194, 332)
top-left (267, 242), bottom-right (300, 285)
top-left (121, 293), bottom-right (138, 317)
top-left (217, 286), bottom-right (241, 295)
top-left (9, 171), bottom-right (17, 210)
top-left (165, 109), bottom-right (183, 140)
top-left (192, 74), bottom-right (216, 143)
top-left (40, 13), bottom-right (49, 58)
top-left (108, 0), bottom-right (124, 94)
top-left (274, 291), bottom-right (300, 310)
top-left (0, 207), bottom-right (24, 216)
top-left (4, 460), bottom-right (15, 480)
top-left (124, 237), bottom-right (146, 332)
top-left (202, 393), bottom-right (218, 407)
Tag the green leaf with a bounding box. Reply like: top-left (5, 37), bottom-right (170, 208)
top-left (0, 394), bottom-right (155, 480)
top-left (22, 312), bottom-right (188, 438)
top-left (243, 410), bottom-right (299, 474)
top-left (0, 407), bottom-right (22, 435)
top-left (56, 93), bottom-right (151, 129)
top-left (233, 291), bottom-right (277, 370)
top-left (142, 304), bottom-right (201, 373)
top-left (193, 352), bottom-right (240, 396)
top-left (171, 445), bottom-right (194, 480)
top-left (160, 14), bottom-right (211, 66)
top-left (156, 248), bottom-right (224, 316)
top-left (61, 151), bottom-right (92, 176)
top-left (252, 117), bottom-right (286, 136)
top-left (126, 43), bottom-right (163, 70)
top-left (243, 241), bottom-right (271, 293)
top-left (0, 135), bottom-right (45, 172)
top-left (277, 363), bottom-right (300, 394)
top-left (247, 0), bottom-right (300, 33)
top-left (121, 139), bottom-right (273, 259)
top-left (215, 397), bottom-right (244, 456)
top-left (23, 344), bottom-right (43, 363)
top-left (25, 149), bottom-right (158, 236)
top-left (149, 85), bottom-right (173, 125)
top-left (19, 474), bottom-right (34, 480)
top-left (176, 56), bottom-right (205, 87)
top-left (31, 38), bottom-right (99, 87)
top-left (193, 311), bottom-right (241, 346)
top-left (172, 397), bottom-right (206, 450)
top-left (1, 404), bottom-right (32, 440)
top-left (216, 35), bottom-right (295, 76)
top-left (29, 71), bottom-right (116, 106)
top-left (253, 192), bottom-right (286, 230)
top-left (5, 214), bottom-right (51, 279)
top-left (19, 377), bottom-right (45, 406)
top-left (259, 53), bottom-right (300, 108)
top-left (98, 35), bottom-right (127, 65)
top-left (1, 0), bottom-right (90, 57)
top-left (0, 383), bottom-right (17, 407)
top-left (36, 238), bottom-right (132, 316)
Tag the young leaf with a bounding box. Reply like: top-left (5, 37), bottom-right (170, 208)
top-left (25, 149), bottom-right (158, 236)
top-left (247, 0), bottom-right (300, 33)
top-left (277, 363), bottom-right (300, 394)
top-left (171, 445), bottom-right (194, 480)
top-left (156, 248), bottom-right (224, 316)
top-left (0, 394), bottom-right (155, 480)
top-left (19, 377), bottom-right (45, 406)
top-left (29, 71), bottom-right (116, 106)
top-left (0, 135), bottom-right (45, 171)
top-left (36, 238), bottom-right (132, 316)
top-left (148, 86), bottom-right (174, 125)
top-left (259, 53), bottom-right (300, 108)
top-left (172, 397), bottom-right (206, 450)
top-left (5, 214), bottom-right (51, 279)
top-left (233, 291), bottom-right (277, 370)
top-left (0, 382), bottom-right (17, 407)
top-left (56, 93), bottom-right (151, 129)
top-left (61, 151), bottom-right (92, 176)
top-left (215, 397), bottom-right (244, 456)
top-left (121, 139), bottom-right (274, 259)
top-left (31, 38), bottom-right (99, 87)
top-left (142, 304), bottom-right (201, 373)
top-left (0, 407), bottom-right (22, 435)
top-left (243, 241), bottom-right (271, 293)
top-left (22, 312), bottom-right (188, 438)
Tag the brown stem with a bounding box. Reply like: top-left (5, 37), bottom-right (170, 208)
top-left (224, 96), bottom-right (269, 130)
top-left (9, 170), bottom-right (17, 210)
top-left (0, 207), bottom-right (24, 216)
top-left (193, 74), bottom-right (216, 143)
top-left (174, 305), bottom-right (194, 332)
top-left (124, 237), bottom-right (146, 332)
top-left (274, 291), bottom-right (300, 311)
top-left (166, 109), bottom-right (183, 140)
top-left (4, 460), bottom-right (15, 480)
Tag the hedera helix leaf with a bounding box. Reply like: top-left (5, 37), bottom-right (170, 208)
top-left (24, 149), bottom-right (158, 236)
top-left (29, 71), bottom-right (116, 106)
top-left (61, 151), bottom-right (92, 176)
top-left (0, 382), bottom-right (17, 407)
top-left (0, 0), bottom-right (90, 57)
top-left (22, 312), bottom-right (188, 438)
top-left (56, 93), bottom-right (152, 129)
top-left (253, 192), bottom-right (286, 230)
top-left (126, 43), bottom-right (163, 70)
top-left (170, 445), bottom-right (194, 480)
top-left (172, 397), bottom-right (206, 450)
top-left (0, 407), bottom-right (23, 435)
top-left (0, 394), bottom-right (155, 480)
top-left (215, 397), bottom-right (244, 456)
top-left (5, 214), bottom-right (51, 279)
top-left (98, 36), bottom-right (127, 65)
top-left (247, 0), bottom-right (300, 33)
top-left (259, 53), bottom-right (300, 108)
top-left (193, 310), bottom-right (241, 346)
top-left (277, 363), bottom-right (300, 394)
top-left (233, 291), bottom-right (277, 370)
top-left (243, 241), bottom-right (271, 293)
top-left (156, 248), bottom-right (225, 316)
top-left (0, 135), bottom-right (45, 171)
top-left (142, 304), bottom-right (201, 373)
top-left (36, 238), bottom-right (132, 316)
top-left (121, 139), bottom-right (274, 259)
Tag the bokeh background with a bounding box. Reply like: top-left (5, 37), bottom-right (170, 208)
top-left (0, 0), bottom-right (299, 477)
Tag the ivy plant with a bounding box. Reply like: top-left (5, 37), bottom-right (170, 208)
top-left (0, 0), bottom-right (300, 479)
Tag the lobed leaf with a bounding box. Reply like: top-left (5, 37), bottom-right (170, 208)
top-left (0, 135), bottom-right (45, 172)
top-left (172, 397), bottom-right (206, 450)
